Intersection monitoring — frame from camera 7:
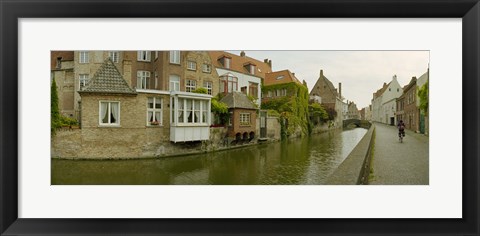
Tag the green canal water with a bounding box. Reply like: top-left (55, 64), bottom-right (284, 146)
top-left (52, 128), bottom-right (367, 185)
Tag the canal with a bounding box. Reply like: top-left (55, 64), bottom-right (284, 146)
top-left (52, 128), bottom-right (367, 185)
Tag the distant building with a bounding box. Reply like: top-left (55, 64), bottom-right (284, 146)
top-left (310, 70), bottom-right (344, 126)
top-left (347, 101), bottom-right (360, 120)
top-left (371, 75), bottom-right (403, 125)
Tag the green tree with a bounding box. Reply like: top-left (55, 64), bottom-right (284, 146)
top-left (418, 81), bottom-right (429, 115)
top-left (51, 78), bottom-right (60, 133)
top-left (192, 87), bottom-right (208, 94)
top-left (211, 95), bottom-right (229, 125)
top-left (309, 103), bottom-right (329, 124)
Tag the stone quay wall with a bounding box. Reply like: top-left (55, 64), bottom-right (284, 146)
top-left (325, 124), bottom-right (376, 185)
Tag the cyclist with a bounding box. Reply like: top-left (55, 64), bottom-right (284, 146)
top-left (397, 120), bottom-right (405, 140)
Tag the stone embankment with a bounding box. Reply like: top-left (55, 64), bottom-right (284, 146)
top-left (325, 123), bottom-right (375, 185)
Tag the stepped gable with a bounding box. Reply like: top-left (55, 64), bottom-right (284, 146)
top-left (220, 92), bottom-right (257, 110)
top-left (81, 58), bottom-right (136, 94)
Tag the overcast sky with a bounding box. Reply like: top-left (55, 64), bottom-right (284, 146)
top-left (229, 51), bottom-right (430, 109)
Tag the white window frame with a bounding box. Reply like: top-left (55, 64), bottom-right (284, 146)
top-left (187, 60), bottom-right (197, 71)
top-left (109, 51), bottom-right (119, 63)
top-left (99, 101), bottom-right (120, 126)
top-left (240, 113), bottom-right (251, 125)
top-left (172, 97), bottom-right (210, 125)
top-left (249, 65), bottom-right (256, 74)
top-left (186, 79), bottom-right (197, 92)
top-left (137, 71), bottom-right (151, 89)
top-left (202, 64), bottom-right (211, 73)
top-left (137, 51), bottom-right (151, 62)
top-left (169, 75), bottom-right (180, 91)
top-left (203, 81), bottom-right (212, 95)
top-left (79, 51), bottom-right (89, 64)
top-left (224, 57), bottom-right (231, 69)
top-left (170, 51), bottom-right (180, 64)
top-left (79, 74), bottom-right (89, 90)
top-left (147, 97), bottom-right (163, 126)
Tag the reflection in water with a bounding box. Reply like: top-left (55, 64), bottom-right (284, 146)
top-left (52, 128), bottom-right (367, 185)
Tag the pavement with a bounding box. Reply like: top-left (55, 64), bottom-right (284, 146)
top-left (369, 122), bottom-right (429, 185)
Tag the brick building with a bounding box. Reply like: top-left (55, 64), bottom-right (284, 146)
top-left (51, 51), bottom-right (75, 118)
top-left (220, 92), bottom-right (258, 141)
top-left (309, 70), bottom-right (344, 125)
top-left (397, 77), bottom-right (419, 131)
top-left (209, 51), bottom-right (272, 106)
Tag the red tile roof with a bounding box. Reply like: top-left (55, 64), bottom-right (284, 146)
top-left (264, 70), bottom-right (302, 86)
top-left (208, 51), bottom-right (272, 79)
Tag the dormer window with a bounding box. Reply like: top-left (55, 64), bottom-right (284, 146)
top-left (224, 57), bottom-right (231, 69)
top-left (218, 56), bottom-right (232, 69)
top-left (244, 63), bottom-right (256, 75)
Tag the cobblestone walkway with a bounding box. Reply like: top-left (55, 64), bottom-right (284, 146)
top-left (369, 123), bottom-right (429, 185)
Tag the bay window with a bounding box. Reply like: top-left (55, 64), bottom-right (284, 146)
top-left (220, 75), bottom-right (238, 93)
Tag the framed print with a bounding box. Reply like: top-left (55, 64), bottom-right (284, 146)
top-left (1, 0), bottom-right (479, 235)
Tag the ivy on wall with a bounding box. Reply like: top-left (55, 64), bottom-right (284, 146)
top-left (261, 82), bottom-right (310, 139)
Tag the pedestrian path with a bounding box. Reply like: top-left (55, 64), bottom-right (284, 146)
top-left (369, 123), bottom-right (429, 185)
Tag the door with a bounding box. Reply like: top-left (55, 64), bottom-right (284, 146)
top-left (390, 117), bottom-right (395, 126)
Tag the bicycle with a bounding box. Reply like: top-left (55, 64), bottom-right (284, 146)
top-left (398, 129), bottom-right (405, 143)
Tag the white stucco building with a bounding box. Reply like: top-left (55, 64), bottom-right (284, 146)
top-left (371, 75), bottom-right (403, 125)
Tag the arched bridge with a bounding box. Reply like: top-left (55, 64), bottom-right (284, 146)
top-left (343, 119), bottom-right (372, 129)
top-left (343, 119), bottom-right (361, 128)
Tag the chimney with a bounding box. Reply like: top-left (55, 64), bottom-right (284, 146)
top-left (292, 72), bottom-right (295, 76)
top-left (123, 60), bottom-right (132, 88)
top-left (338, 82), bottom-right (342, 98)
top-left (320, 69), bottom-right (324, 77)
top-left (240, 51), bottom-right (246, 57)
top-left (268, 59), bottom-right (272, 68)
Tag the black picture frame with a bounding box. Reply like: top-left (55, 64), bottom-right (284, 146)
top-left (1, 0), bottom-right (479, 235)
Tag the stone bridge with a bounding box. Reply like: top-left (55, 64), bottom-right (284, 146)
top-left (343, 119), bottom-right (372, 129)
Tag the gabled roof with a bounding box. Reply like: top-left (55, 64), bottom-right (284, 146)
top-left (374, 82), bottom-right (391, 98)
top-left (220, 92), bottom-right (257, 110)
top-left (81, 58), bottom-right (136, 94)
top-left (208, 51), bottom-right (272, 78)
top-left (264, 70), bottom-right (302, 86)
